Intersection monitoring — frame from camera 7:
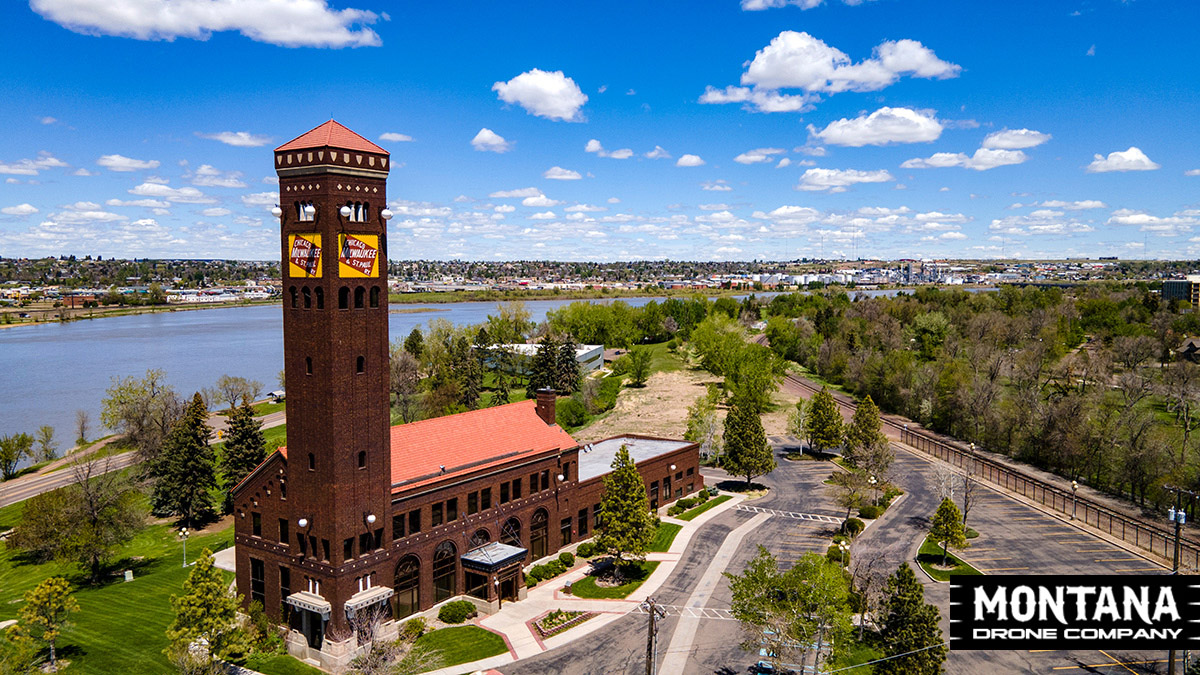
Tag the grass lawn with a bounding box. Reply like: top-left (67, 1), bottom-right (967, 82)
top-left (644, 341), bottom-right (683, 374)
top-left (569, 560), bottom-right (659, 599)
top-left (251, 400), bottom-right (287, 417)
top-left (917, 536), bottom-right (981, 582)
top-left (677, 495), bottom-right (731, 521)
top-left (414, 626), bottom-right (508, 668)
top-left (648, 522), bottom-right (682, 553)
top-left (0, 516), bottom-right (234, 674)
top-left (826, 637), bottom-right (883, 674)
top-left (243, 653), bottom-right (325, 675)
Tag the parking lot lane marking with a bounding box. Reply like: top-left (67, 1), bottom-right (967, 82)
top-left (1051, 659), bottom-right (1168, 671)
top-left (1075, 549), bottom-right (1113, 553)
top-left (1093, 558), bottom-right (1141, 562)
top-left (966, 557), bottom-right (1012, 562)
top-left (1114, 567), bottom-right (1165, 572)
top-left (978, 567), bottom-right (1029, 572)
top-left (1098, 650), bottom-right (1143, 675)
top-left (1008, 517), bottom-right (1044, 520)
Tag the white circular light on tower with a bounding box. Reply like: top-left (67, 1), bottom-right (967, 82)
top-left (557, 474), bottom-right (565, 482)
top-left (339, 205), bottom-right (352, 217)
top-left (271, 206), bottom-right (283, 218)
top-left (366, 514), bottom-right (377, 524)
top-left (298, 518), bottom-right (309, 528)
top-left (380, 208), bottom-right (393, 221)
top-left (670, 464), bottom-right (677, 471)
top-left (304, 204), bottom-right (316, 217)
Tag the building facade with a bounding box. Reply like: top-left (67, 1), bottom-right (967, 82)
top-left (232, 121), bottom-right (700, 671)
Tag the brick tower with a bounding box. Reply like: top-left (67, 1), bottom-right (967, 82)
top-left (274, 120), bottom-right (394, 653)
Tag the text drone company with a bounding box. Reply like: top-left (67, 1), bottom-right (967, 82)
top-left (950, 576), bottom-right (1199, 650)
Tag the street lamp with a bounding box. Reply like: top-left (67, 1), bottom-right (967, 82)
top-left (1071, 480), bottom-right (1078, 520)
top-left (179, 527), bottom-right (190, 568)
top-left (838, 541), bottom-right (849, 567)
top-left (868, 475), bottom-right (878, 506)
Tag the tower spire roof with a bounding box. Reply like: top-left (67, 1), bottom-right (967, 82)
top-left (275, 120), bottom-right (386, 154)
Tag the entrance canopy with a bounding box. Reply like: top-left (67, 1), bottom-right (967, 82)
top-left (286, 591), bottom-right (332, 621)
top-left (461, 541), bottom-right (527, 574)
top-left (345, 586), bottom-right (394, 621)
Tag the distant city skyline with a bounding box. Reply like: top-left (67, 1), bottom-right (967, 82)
top-left (1, 0), bottom-right (1198, 261)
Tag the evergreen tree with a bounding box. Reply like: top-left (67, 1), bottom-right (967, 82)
top-left (875, 563), bottom-right (947, 675)
top-left (525, 336), bottom-right (559, 398)
top-left (805, 387), bottom-right (844, 454)
top-left (154, 393), bottom-right (217, 528)
top-left (556, 336), bottom-right (581, 393)
top-left (627, 346), bottom-right (652, 387)
top-left (219, 400), bottom-right (266, 513)
top-left (595, 445), bottom-right (654, 565)
top-left (403, 328), bottom-right (424, 358)
top-left (452, 335), bottom-right (481, 410)
top-left (19, 577), bottom-right (79, 671)
top-left (843, 395), bottom-right (886, 467)
top-left (929, 498), bottom-right (967, 566)
top-left (166, 549), bottom-right (247, 666)
top-left (723, 401), bottom-right (775, 488)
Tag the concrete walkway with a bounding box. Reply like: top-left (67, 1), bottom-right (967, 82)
top-left (421, 492), bottom-right (750, 675)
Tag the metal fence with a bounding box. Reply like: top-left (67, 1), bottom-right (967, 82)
top-left (898, 426), bottom-right (1200, 572)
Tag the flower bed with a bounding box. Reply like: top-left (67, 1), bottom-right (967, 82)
top-left (532, 609), bottom-right (597, 639)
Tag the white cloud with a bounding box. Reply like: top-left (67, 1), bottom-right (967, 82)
top-left (566, 204), bottom-right (606, 213)
top-left (379, 132), bottom-right (413, 142)
top-left (40, 116), bottom-right (57, 125)
top-left (741, 0), bottom-right (824, 9)
top-left (73, 168), bottom-right (96, 176)
top-left (1038, 200), bottom-right (1107, 210)
top-left (982, 128), bottom-right (1052, 150)
top-left (644, 146), bottom-right (671, 159)
top-left (902, 148), bottom-right (1027, 171)
top-left (492, 69), bottom-right (587, 121)
top-left (471, 128), bottom-right (512, 153)
top-left (1086, 147), bottom-right (1160, 173)
top-left (776, 158), bottom-right (792, 168)
top-left (702, 31), bottom-right (958, 114)
top-left (796, 167), bottom-right (894, 192)
top-left (529, 211), bottom-right (557, 220)
top-left (30, 0), bottom-right (381, 48)
top-left (734, 148), bottom-right (785, 164)
top-left (201, 207), bottom-right (232, 217)
top-left (0, 152), bottom-right (68, 175)
top-left (1, 203), bottom-right (38, 216)
top-left (239, 192), bottom-right (277, 207)
top-left (699, 203), bottom-right (730, 211)
top-left (522, 194), bottom-right (563, 207)
top-left (808, 107), bottom-right (942, 147)
top-left (701, 180), bottom-right (733, 191)
top-left (940, 231), bottom-right (968, 240)
top-left (584, 139), bottom-right (632, 159)
top-left (106, 198), bottom-right (171, 208)
top-left (607, 197), bottom-right (621, 203)
top-left (677, 154), bottom-right (706, 167)
top-left (608, 148), bottom-right (633, 159)
top-left (196, 131), bottom-right (271, 147)
top-left (489, 187), bottom-right (541, 198)
top-left (494, 204), bottom-right (516, 213)
top-left (98, 154), bottom-right (160, 172)
top-left (130, 182), bottom-right (216, 203)
top-left (543, 166), bottom-right (582, 180)
top-left (191, 164), bottom-right (247, 187)
top-left (1186, 169), bottom-right (1200, 176)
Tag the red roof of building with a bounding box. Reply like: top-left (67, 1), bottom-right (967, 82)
top-left (275, 120), bottom-right (387, 154)
top-left (389, 400), bottom-right (578, 492)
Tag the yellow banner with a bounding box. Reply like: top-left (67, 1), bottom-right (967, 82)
top-left (287, 234), bottom-right (322, 278)
top-left (338, 234), bottom-right (380, 278)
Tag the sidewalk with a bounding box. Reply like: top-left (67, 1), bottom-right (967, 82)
top-left (420, 492), bottom-right (748, 675)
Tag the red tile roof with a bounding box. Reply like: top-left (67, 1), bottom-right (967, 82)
top-left (389, 400), bottom-right (578, 492)
top-left (275, 120), bottom-right (387, 154)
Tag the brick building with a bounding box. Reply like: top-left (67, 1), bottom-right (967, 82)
top-left (231, 121), bottom-right (700, 671)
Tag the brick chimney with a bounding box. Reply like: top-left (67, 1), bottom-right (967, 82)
top-left (535, 388), bottom-right (557, 425)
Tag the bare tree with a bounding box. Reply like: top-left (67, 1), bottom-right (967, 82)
top-left (932, 465), bottom-right (956, 503)
top-left (347, 605), bottom-right (443, 675)
top-left (213, 374), bottom-right (262, 410)
top-left (1112, 335), bottom-right (1158, 372)
top-left (850, 549), bottom-right (890, 640)
top-left (75, 409), bottom-right (90, 447)
top-left (389, 347), bottom-right (422, 423)
top-left (1162, 360), bottom-right (1200, 465)
top-left (959, 467), bottom-right (980, 528)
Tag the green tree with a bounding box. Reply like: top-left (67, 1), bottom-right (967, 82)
top-left (147, 281), bottom-right (167, 305)
top-left (556, 335), bottom-right (582, 393)
top-left (929, 497), bottom-right (967, 566)
top-left (154, 393), bottom-right (217, 527)
top-left (0, 624), bottom-right (37, 675)
top-left (389, 346), bottom-right (422, 422)
top-left (627, 346), bottom-right (652, 387)
top-left (875, 563), bottom-right (947, 675)
top-left (219, 400), bottom-right (266, 512)
top-left (684, 391), bottom-right (723, 463)
top-left (403, 327), bottom-right (424, 358)
top-left (0, 433), bottom-right (33, 480)
top-left (100, 368), bottom-right (183, 464)
top-left (526, 336), bottom-right (559, 398)
top-left (726, 344), bottom-right (784, 414)
top-left (213, 374), bottom-right (262, 411)
top-left (34, 426), bottom-right (57, 463)
top-left (805, 387), bottom-right (843, 454)
top-left (690, 313), bottom-right (745, 376)
top-left (843, 395), bottom-right (886, 467)
top-left (19, 577), bottom-right (79, 671)
top-left (166, 549), bottom-right (247, 666)
top-left (595, 445), bottom-right (654, 565)
top-left (723, 401), bottom-right (775, 488)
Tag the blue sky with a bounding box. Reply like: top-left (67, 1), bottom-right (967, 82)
top-left (1, 0), bottom-right (1198, 262)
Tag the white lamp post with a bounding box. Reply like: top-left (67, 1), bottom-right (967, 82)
top-left (179, 527), bottom-right (190, 568)
top-left (838, 540), bottom-right (849, 567)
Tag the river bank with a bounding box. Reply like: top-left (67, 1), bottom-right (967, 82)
top-left (0, 299), bottom-right (278, 330)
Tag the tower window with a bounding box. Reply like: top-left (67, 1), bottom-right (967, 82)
top-left (357, 451), bottom-right (366, 469)
top-left (356, 356), bottom-right (365, 374)
top-left (354, 286), bottom-right (365, 309)
top-left (338, 286), bottom-right (349, 309)
top-left (369, 287), bottom-right (380, 308)
top-left (298, 201), bottom-right (314, 222)
top-left (289, 286), bottom-right (297, 308)
top-left (302, 286), bottom-right (311, 309)
top-left (305, 356), bottom-right (312, 375)
top-left (308, 453), bottom-right (315, 471)
top-left (315, 287), bottom-right (324, 309)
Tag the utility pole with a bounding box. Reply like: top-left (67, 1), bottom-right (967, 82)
top-left (641, 596), bottom-right (667, 675)
top-left (1164, 485), bottom-right (1195, 675)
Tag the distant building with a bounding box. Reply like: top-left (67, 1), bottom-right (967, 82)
top-left (1163, 276), bottom-right (1200, 308)
top-left (493, 343), bottom-right (604, 373)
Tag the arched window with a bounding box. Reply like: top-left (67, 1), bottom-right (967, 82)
top-left (356, 356), bottom-right (365, 374)
top-left (315, 287), bottom-right (324, 309)
top-left (294, 202), bottom-right (302, 221)
top-left (289, 286), bottom-right (297, 308)
top-left (338, 287), bottom-right (349, 309)
top-left (501, 518), bottom-right (521, 547)
top-left (393, 556), bottom-right (420, 619)
top-left (354, 286), bottom-right (365, 309)
top-left (305, 356), bottom-right (313, 375)
top-left (302, 287), bottom-right (311, 309)
top-left (432, 541), bottom-right (457, 603)
top-left (357, 451), bottom-right (366, 469)
top-left (469, 529), bottom-right (491, 549)
top-left (369, 286), bottom-right (380, 308)
top-left (530, 509), bottom-right (549, 560)
top-left (308, 453), bottom-right (315, 471)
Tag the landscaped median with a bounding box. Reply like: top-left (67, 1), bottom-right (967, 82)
top-left (676, 494), bottom-right (732, 521)
top-left (567, 560), bottom-right (660, 599)
top-left (413, 625), bottom-right (509, 669)
top-left (916, 536), bottom-right (982, 581)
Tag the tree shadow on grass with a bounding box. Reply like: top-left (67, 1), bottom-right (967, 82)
top-left (715, 479), bottom-right (767, 493)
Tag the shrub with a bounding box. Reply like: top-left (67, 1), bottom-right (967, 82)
top-left (826, 544), bottom-right (850, 567)
top-left (667, 504), bottom-right (684, 516)
top-left (527, 576), bottom-right (538, 589)
top-left (438, 600), bottom-right (476, 624)
top-left (577, 542), bottom-right (595, 557)
top-left (556, 396), bottom-right (589, 428)
top-left (559, 552), bottom-right (575, 567)
top-left (666, 339), bottom-right (678, 351)
top-left (858, 504), bottom-right (883, 519)
top-left (842, 517), bottom-right (865, 538)
top-left (610, 355), bottom-right (631, 375)
top-left (882, 486), bottom-right (903, 506)
top-left (400, 618), bottom-right (426, 641)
